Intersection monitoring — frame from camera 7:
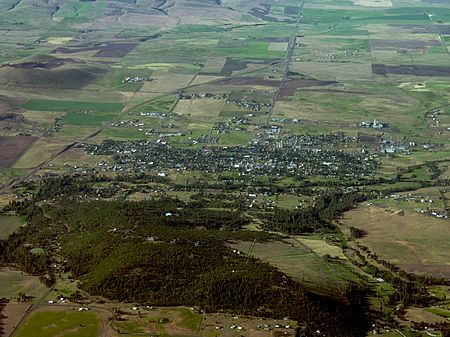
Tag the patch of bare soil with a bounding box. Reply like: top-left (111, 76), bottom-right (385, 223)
top-left (0, 136), bottom-right (37, 168)
top-left (3, 303), bottom-right (32, 337)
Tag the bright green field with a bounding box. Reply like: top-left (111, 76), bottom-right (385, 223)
top-left (15, 310), bottom-right (100, 337)
top-left (171, 307), bottom-right (203, 331)
top-left (60, 111), bottom-right (118, 126)
top-left (23, 99), bottom-right (123, 113)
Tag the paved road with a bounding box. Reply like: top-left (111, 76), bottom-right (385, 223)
top-left (265, 0), bottom-right (305, 125)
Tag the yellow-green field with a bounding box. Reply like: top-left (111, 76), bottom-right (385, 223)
top-left (174, 99), bottom-right (225, 117)
top-left (341, 204), bottom-right (450, 277)
top-left (228, 239), bottom-right (360, 291)
top-left (0, 268), bottom-right (48, 301)
top-left (0, 215), bottom-right (24, 239)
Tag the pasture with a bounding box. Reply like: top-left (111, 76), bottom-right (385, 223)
top-left (0, 267), bottom-right (48, 301)
top-left (139, 73), bottom-right (196, 93)
top-left (22, 100), bottom-right (123, 113)
top-left (340, 204), bottom-right (450, 278)
top-left (228, 239), bottom-right (360, 292)
top-left (174, 98), bottom-right (225, 117)
top-left (110, 306), bottom-right (297, 337)
top-left (0, 215), bottom-right (24, 239)
top-left (294, 236), bottom-right (348, 259)
top-left (13, 139), bottom-right (69, 169)
top-left (112, 306), bottom-right (202, 336)
top-left (14, 308), bottom-right (100, 337)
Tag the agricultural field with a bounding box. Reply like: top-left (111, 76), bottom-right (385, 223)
top-left (0, 137), bottom-right (37, 169)
top-left (228, 238), bottom-right (362, 293)
top-left (14, 308), bottom-right (101, 337)
top-left (11, 304), bottom-right (298, 337)
top-left (0, 267), bottom-right (48, 301)
top-left (340, 204), bottom-right (450, 278)
top-left (0, 214), bottom-right (24, 240)
top-left (112, 306), bottom-right (202, 336)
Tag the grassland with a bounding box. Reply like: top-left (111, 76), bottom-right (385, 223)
top-left (0, 268), bottom-right (48, 301)
top-left (0, 215), bottom-right (25, 239)
top-left (229, 239), bottom-right (361, 292)
top-left (112, 306), bottom-right (202, 336)
top-left (174, 99), bottom-right (225, 117)
top-left (341, 204), bottom-right (450, 277)
top-left (15, 309), bottom-right (100, 337)
top-left (22, 100), bottom-right (123, 113)
top-left (12, 140), bottom-right (69, 169)
top-left (111, 306), bottom-right (297, 337)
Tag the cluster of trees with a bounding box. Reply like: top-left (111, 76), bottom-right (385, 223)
top-left (0, 298), bottom-right (8, 336)
top-left (34, 175), bottom-right (94, 201)
top-left (414, 322), bottom-right (450, 337)
top-left (354, 245), bottom-right (436, 306)
top-left (264, 191), bottom-right (365, 234)
top-left (349, 226), bottom-right (366, 239)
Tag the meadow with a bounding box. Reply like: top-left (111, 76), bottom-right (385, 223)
top-left (112, 307), bottom-right (202, 336)
top-left (341, 204), bottom-right (450, 278)
top-left (228, 238), bottom-right (361, 293)
top-left (22, 100), bottom-right (123, 113)
top-left (0, 268), bottom-right (48, 301)
top-left (15, 309), bottom-right (100, 337)
top-left (0, 215), bottom-right (24, 239)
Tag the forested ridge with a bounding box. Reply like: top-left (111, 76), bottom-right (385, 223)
top-left (0, 192), bottom-right (373, 337)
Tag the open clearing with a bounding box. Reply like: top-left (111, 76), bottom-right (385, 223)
top-left (3, 303), bottom-right (32, 337)
top-left (228, 239), bottom-right (359, 292)
top-left (404, 307), bottom-right (448, 325)
top-left (294, 236), bottom-right (347, 259)
top-left (12, 139), bottom-right (68, 169)
top-left (112, 306), bottom-right (202, 336)
top-left (14, 308), bottom-right (100, 337)
top-left (340, 204), bottom-right (450, 278)
top-left (0, 215), bottom-right (24, 239)
top-left (174, 99), bottom-right (225, 117)
top-left (0, 267), bottom-right (48, 300)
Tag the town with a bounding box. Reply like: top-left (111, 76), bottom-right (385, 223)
top-left (81, 133), bottom-right (379, 178)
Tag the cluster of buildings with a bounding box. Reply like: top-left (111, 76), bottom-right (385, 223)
top-left (360, 119), bottom-right (389, 130)
top-left (226, 99), bottom-right (271, 111)
top-left (213, 117), bottom-right (250, 134)
top-left (80, 133), bottom-right (378, 178)
top-left (388, 194), bottom-right (448, 219)
top-left (122, 76), bottom-right (152, 83)
top-left (175, 91), bottom-right (227, 100)
top-left (111, 119), bottom-right (145, 129)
